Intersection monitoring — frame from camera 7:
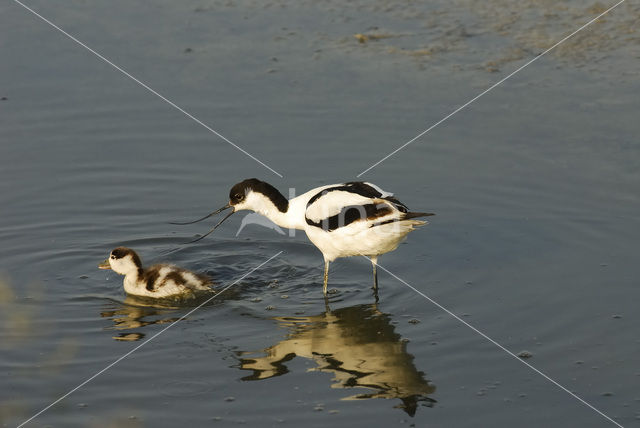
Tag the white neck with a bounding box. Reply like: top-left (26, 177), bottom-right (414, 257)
top-left (238, 192), bottom-right (307, 230)
top-left (119, 268), bottom-right (141, 294)
top-left (110, 256), bottom-right (142, 277)
top-left (123, 268), bottom-right (141, 282)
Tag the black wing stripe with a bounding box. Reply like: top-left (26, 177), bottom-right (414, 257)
top-left (143, 267), bottom-right (161, 291)
top-left (305, 203), bottom-right (393, 231)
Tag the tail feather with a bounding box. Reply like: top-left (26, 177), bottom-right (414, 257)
top-left (370, 211), bottom-right (433, 228)
top-left (404, 211), bottom-right (435, 220)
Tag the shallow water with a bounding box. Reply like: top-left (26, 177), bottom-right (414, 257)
top-left (1, 0), bottom-right (640, 427)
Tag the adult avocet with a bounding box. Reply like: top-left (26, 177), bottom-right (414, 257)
top-left (99, 247), bottom-right (213, 298)
top-left (174, 179), bottom-right (433, 295)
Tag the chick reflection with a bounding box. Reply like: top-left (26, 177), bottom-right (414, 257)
top-left (100, 296), bottom-right (181, 341)
top-left (237, 304), bottom-right (436, 416)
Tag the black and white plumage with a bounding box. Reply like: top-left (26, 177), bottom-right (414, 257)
top-left (98, 247), bottom-right (212, 298)
top-left (177, 179), bottom-right (433, 295)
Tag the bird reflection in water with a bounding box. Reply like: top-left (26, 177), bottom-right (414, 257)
top-left (100, 296), bottom-right (183, 341)
top-left (100, 287), bottom-right (235, 341)
top-left (237, 304), bottom-right (436, 416)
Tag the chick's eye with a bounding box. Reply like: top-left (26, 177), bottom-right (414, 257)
top-left (234, 193), bottom-right (243, 200)
top-left (110, 255), bottom-right (115, 259)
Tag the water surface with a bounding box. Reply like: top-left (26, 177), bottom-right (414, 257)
top-left (1, 0), bottom-right (639, 427)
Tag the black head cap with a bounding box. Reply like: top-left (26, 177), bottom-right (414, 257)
top-left (229, 178), bottom-right (288, 212)
top-left (111, 247), bottom-right (142, 268)
top-left (229, 178), bottom-right (261, 205)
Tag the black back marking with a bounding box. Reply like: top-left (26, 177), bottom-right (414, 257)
top-left (306, 202), bottom-right (393, 231)
top-left (230, 178), bottom-right (289, 212)
top-left (142, 266), bottom-right (161, 291)
top-left (141, 264), bottom-right (212, 292)
top-left (163, 270), bottom-right (187, 287)
top-left (307, 182), bottom-right (409, 213)
top-left (307, 182), bottom-right (381, 207)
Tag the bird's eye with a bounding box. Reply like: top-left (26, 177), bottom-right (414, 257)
top-left (234, 193), bottom-right (243, 201)
top-left (110, 255), bottom-right (115, 259)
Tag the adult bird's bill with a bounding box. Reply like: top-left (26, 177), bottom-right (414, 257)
top-left (172, 203), bottom-right (235, 243)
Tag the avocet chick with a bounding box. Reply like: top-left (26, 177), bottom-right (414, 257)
top-left (98, 247), bottom-right (212, 298)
